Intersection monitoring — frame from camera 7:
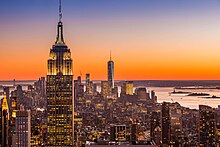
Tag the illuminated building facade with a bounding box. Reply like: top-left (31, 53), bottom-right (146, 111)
top-left (169, 103), bottom-right (183, 146)
top-left (15, 108), bottom-right (31, 147)
top-left (150, 111), bottom-right (161, 146)
top-left (9, 96), bottom-right (17, 147)
top-left (199, 105), bottom-right (216, 146)
top-left (1, 92), bottom-right (9, 147)
top-left (107, 53), bottom-right (114, 89)
top-left (161, 102), bottom-right (171, 146)
top-left (120, 81), bottom-right (133, 97)
top-left (0, 99), bottom-right (2, 147)
top-left (101, 81), bottom-right (110, 99)
top-left (110, 124), bottom-right (126, 142)
top-left (46, 0), bottom-right (73, 146)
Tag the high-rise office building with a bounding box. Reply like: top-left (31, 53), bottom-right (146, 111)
top-left (1, 92), bottom-right (9, 147)
top-left (9, 96), bottom-right (17, 147)
top-left (131, 123), bottom-right (138, 144)
top-left (150, 111), bottom-right (161, 146)
top-left (215, 105), bottom-right (220, 144)
top-left (120, 81), bottom-right (133, 97)
top-left (3, 87), bottom-right (10, 106)
top-left (34, 77), bottom-right (46, 97)
top-left (15, 107), bottom-right (31, 147)
top-left (161, 102), bottom-right (171, 146)
top-left (107, 52), bottom-right (114, 89)
top-left (199, 105), bottom-right (216, 146)
top-left (101, 81), bottom-right (110, 99)
top-left (169, 103), bottom-right (183, 146)
top-left (46, 0), bottom-right (74, 146)
top-left (135, 87), bottom-right (149, 101)
top-left (86, 73), bottom-right (90, 83)
top-left (110, 124), bottom-right (126, 142)
top-left (74, 76), bottom-right (85, 111)
top-left (151, 90), bottom-right (157, 103)
top-left (0, 99), bottom-right (2, 147)
top-left (85, 73), bottom-right (93, 95)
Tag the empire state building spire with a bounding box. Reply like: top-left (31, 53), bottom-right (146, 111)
top-left (47, 0), bottom-right (73, 146)
top-left (55, 0), bottom-right (65, 44)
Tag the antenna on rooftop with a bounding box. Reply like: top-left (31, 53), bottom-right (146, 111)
top-left (59, 0), bottom-right (62, 22)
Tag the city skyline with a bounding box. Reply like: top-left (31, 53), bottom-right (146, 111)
top-left (1, 1), bottom-right (220, 146)
top-left (2, 0), bottom-right (220, 80)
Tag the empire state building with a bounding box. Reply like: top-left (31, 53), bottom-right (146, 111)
top-left (46, 0), bottom-right (73, 146)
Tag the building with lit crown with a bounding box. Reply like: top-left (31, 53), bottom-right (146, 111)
top-left (46, 1), bottom-right (74, 146)
top-left (1, 92), bottom-right (9, 147)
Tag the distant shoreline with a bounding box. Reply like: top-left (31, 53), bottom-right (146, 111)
top-left (1, 80), bottom-right (220, 87)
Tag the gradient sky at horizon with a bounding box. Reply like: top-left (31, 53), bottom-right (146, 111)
top-left (1, 0), bottom-right (220, 80)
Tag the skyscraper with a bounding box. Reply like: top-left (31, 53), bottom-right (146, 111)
top-left (85, 73), bottom-right (93, 95)
top-left (101, 81), bottom-right (110, 99)
top-left (108, 51), bottom-right (114, 89)
top-left (131, 123), bottom-right (138, 144)
top-left (9, 96), bottom-right (17, 147)
top-left (110, 124), bottom-right (126, 142)
top-left (15, 107), bottom-right (31, 147)
top-left (150, 111), bottom-right (161, 146)
top-left (1, 92), bottom-right (9, 147)
top-left (46, 0), bottom-right (74, 146)
top-left (120, 81), bottom-right (133, 97)
top-left (161, 102), bottom-right (171, 146)
top-left (0, 100), bottom-right (2, 147)
top-left (199, 105), bottom-right (216, 146)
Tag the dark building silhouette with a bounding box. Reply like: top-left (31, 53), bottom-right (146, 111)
top-left (110, 124), bottom-right (126, 142)
top-left (34, 77), bottom-right (46, 97)
top-left (107, 52), bottom-right (114, 89)
top-left (199, 105), bottom-right (216, 146)
top-left (85, 73), bottom-right (94, 95)
top-left (131, 123), bottom-right (138, 144)
top-left (151, 90), bottom-right (157, 103)
top-left (46, 0), bottom-right (74, 145)
top-left (74, 76), bottom-right (85, 110)
top-left (162, 102), bottom-right (171, 146)
top-left (150, 111), bottom-right (161, 146)
top-left (135, 87), bottom-right (149, 101)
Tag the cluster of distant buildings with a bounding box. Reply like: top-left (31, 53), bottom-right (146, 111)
top-left (1, 77), bottom-right (220, 147)
top-left (0, 86), bottom-right (33, 146)
top-left (73, 72), bottom-right (220, 147)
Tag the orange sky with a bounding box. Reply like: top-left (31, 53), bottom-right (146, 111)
top-left (1, 1), bottom-right (220, 80)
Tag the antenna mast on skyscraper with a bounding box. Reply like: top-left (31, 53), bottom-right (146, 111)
top-left (59, 0), bottom-right (62, 22)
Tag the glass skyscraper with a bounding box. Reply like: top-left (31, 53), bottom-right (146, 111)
top-left (107, 53), bottom-right (114, 89)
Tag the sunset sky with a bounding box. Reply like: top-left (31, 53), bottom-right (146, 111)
top-left (1, 0), bottom-right (220, 80)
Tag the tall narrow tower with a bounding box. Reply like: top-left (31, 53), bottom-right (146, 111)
top-left (1, 92), bottom-right (9, 147)
top-left (107, 51), bottom-right (114, 88)
top-left (46, 0), bottom-right (74, 146)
